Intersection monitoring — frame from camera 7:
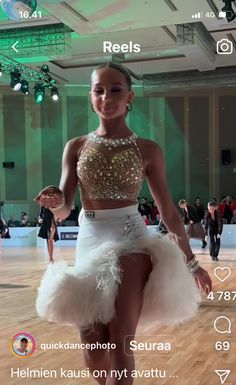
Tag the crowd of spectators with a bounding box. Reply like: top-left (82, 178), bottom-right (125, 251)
top-left (3, 195), bottom-right (236, 228)
top-left (137, 195), bottom-right (236, 227)
top-left (6, 206), bottom-right (80, 228)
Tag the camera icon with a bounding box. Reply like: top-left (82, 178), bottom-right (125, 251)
top-left (217, 39), bottom-right (233, 55)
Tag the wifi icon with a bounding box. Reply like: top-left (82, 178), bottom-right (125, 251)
top-left (192, 12), bottom-right (202, 19)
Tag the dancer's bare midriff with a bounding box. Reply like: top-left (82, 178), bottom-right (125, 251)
top-left (82, 199), bottom-right (138, 210)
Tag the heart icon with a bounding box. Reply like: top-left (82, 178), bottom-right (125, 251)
top-left (214, 267), bottom-right (231, 282)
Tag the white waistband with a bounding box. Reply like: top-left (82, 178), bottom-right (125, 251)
top-left (81, 204), bottom-right (139, 219)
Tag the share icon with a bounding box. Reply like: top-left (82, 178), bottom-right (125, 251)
top-left (214, 370), bottom-right (231, 384)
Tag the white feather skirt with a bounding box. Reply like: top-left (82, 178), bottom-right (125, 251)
top-left (36, 205), bottom-right (201, 332)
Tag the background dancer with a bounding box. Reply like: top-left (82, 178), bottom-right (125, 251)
top-left (0, 202), bottom-right (10, 256)
top-left (38, 205), bottom-right (59, 263)
top-left (204, 201), bottom-right (223, 261)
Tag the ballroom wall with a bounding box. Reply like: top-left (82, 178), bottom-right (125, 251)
top-left (0, 86), bottom-right (236, 219)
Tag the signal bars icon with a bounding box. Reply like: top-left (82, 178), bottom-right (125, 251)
top-left (192, 12), bottom-right (202, 19)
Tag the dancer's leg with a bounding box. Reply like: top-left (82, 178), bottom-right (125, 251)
top-left (80, 323), bottom-right (110, 385)
top-left (209, 233), bottom-right (215, 259)
top-left (106, 253), bottom-right (152, 385)
top-left (48, 240), bottom-right (54, 262)
top-left (48, 224), bottom-right (56, 262)
top-left (215, 237), bottom-right (221, 259)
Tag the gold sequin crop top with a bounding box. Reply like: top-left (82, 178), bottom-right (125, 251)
top-left (77, 131), bottom-right (144, 200)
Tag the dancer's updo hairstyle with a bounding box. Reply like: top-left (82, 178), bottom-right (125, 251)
top-left (91, 62), bottom-right (132, 90)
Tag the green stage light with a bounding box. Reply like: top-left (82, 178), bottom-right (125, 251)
top-left (20, 79), bottom-right (29, 95)
top-left (41, 64), bottom-right (49, 73)
top-left (34, 83), bottom-right (45, 104)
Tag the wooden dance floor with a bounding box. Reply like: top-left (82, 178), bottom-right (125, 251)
top-left (1, 245), bottom-right (236, 385)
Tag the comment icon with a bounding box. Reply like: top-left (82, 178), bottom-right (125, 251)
top-left (214, 316), bottom-right (232, 334)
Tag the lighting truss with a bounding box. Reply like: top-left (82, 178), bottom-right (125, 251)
top-left (0, 54), bottom-right (45, 82)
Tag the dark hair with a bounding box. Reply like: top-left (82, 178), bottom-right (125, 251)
top-left (92, 62), bottom-right (132, 90)
top-left (179, 199), bottom-right (187, 206)
top-left (208, 201), bottom-right (217, 207)
top-left (20, 337), bottom-right (28, 342)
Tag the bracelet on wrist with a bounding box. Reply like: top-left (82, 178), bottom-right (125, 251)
top-left (189, 260), bottom-right (200, 273)
top-left (186, 254), bottom-right (196, 265)
top-left (186, 254), bottom-right (200, 274)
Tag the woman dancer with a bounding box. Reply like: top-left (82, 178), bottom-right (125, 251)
top-left (0, 205), bottom-right (10, 255)
top-left (38, 206), bottom-right (59, 263)
top-left (204, 201), bottom-right (223, 261)
top-left (35, 62), bottom-right (212, 385)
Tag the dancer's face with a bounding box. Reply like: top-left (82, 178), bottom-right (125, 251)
top-left (90, 68), bottom-right (134, 120)
top-left (208, 205), bottom-right (216, 214)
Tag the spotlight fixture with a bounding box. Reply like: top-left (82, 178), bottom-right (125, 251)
top-left (34, 83), bottom-right (45, 104)
top-left (10, 69), bottom-right (21, 91)
top-left (41, 64), bottom-right (49, 73)
top-left (49, 78), bottom-right (57, 86)
top-left (20, 80), bottom-right (29, 95)
top-left (0, 64), bottom-right (2, 77)
top-left (222, 0), bottom-right (236, 22)
top-left (51, 86), bottom-right (59, 101)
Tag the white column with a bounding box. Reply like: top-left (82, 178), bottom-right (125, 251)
top-left (24, 97), bottom-right (42, 219)
top-left (184, 96), bottom-right (190, 200)
top-left (209, 89), bottom-right (220, 200)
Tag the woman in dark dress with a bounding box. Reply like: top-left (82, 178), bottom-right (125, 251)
top-left (38, 207), bottom-right (59, 263)
top-left (0, 203), bottom-right (10, 240)
top-left (0, 219), bottom-right (10, 239)
top-left (0, 208), bottom-right (10, 256)
top-left (204, 201), bottom-right (223, 261)
top-left (194, 197), bottom-right (207, 248)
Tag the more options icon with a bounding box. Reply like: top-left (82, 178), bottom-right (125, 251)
top-left (217, 39), bottom-right (233, 54)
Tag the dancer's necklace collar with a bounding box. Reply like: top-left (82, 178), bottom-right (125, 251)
top-left (88, 130), bottom-right (138, 148)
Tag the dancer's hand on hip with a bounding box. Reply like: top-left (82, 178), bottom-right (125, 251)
top-left (34, 186), bottom-right (64, 209)
top-left (193, 266), bottom-right (212, 294)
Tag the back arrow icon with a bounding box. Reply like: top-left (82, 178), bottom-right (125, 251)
top-left (12, 42), bottom-right (18, 53)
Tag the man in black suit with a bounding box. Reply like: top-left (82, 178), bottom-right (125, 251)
top-left (178, 199), bottom-right (206, 248)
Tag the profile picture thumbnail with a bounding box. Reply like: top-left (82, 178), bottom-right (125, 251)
top-left (10, 332), bottom-right (36, 357)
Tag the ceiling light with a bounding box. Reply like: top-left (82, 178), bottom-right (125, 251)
top-left (51, 87), bottom-right (59, 101)
top-left (10, 69), bottom-right (21, 91)
top-left (20, 80), bottom-right (29, 95)
top-left (34, 83), bottom-right (45, 104)
top-left (41, 64), bottom-right (49, 74)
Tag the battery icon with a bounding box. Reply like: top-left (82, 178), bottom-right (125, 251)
top-left (219, 11), bottom-right (227, 18)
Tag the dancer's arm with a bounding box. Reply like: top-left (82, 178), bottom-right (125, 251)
top-left (56, 138), bottom-right (80, 219)
top-left (145, 141), bottom-right (194, 262)
top-left (35, 138), bottom-right (81, 219)
top-left (145, 140), bottom-right (212, 293)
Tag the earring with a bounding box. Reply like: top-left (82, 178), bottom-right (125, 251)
top-left (127, 101), bottom-right (132, 112)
